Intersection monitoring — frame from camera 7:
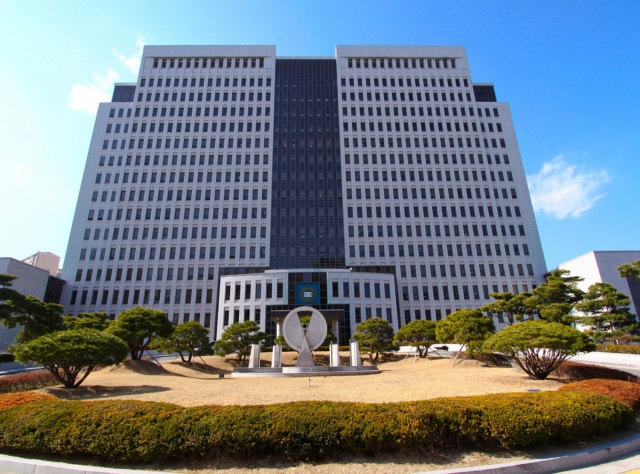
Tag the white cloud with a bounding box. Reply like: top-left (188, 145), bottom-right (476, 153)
top-left (68, 69), bottom-right (120, 113)
top-left (12, 165), bottom-right (38, 184)
top-left (114, 37), bottom-right (145, 74)
top-left (68, 38), bottom-right (144, 114)
top-left (527, 155), bottom-right (611, 219)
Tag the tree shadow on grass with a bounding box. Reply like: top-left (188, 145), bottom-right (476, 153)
top-left (169, 361), bottom-right (230, 375)
top-left (45, 384), bottom-right (171, 400)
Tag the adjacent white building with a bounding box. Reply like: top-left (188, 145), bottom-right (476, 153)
top-left (22, 251), bottom-right (61, 277)
top-left (60, 45), bottom-right (546, 343)
top-left (558, 251), bottom-right (640, 317)
top-left (0, 258), bottom-right (54, 350)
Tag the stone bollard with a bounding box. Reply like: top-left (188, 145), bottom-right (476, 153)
top-left (248, 344), bottom-right (261, 368)
top-left (272, 344), bottom-right (282, 368)
top-left (350, 341), bottom-right (362, 367)
top-left (329, 343), bottom-right (340, 367)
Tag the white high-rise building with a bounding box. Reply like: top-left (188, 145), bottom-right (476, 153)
top-left (61, 45), bottom-right (546, 342)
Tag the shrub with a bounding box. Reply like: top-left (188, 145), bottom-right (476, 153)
top-left (0, 392), bottom-right (56, 411)
top-left (0, 370), bottom-right (60, 393)
top-left (106, 307), bottom-right (174, 360)
top-left (352, 317), bottom-right (397, 361)
top-left (483, 320), bottom-right (595, 380)
top-left (0, 392), bottom-right (633, 463)
top-left (553, 360), bottom-right (638, 383)
top-left (436, 309), bottom-right (495, 362)
top-left (152, 321), bottom-right (213, 363)
top-left (13, 329), bottom-right (129, 388)
top-left (559, 379), bottom-right (640, 413)
top-left (0, 353), bottom-right (15, 363)
top-left (596, 344), bottom-right (640, 355)
top-left (393, 319), bottom-right (437, 358)
top-left (214, 320), bottom-right (267, 365)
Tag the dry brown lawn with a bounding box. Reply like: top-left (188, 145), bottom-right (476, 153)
top-left (43, 351), bottom-right (563, 406)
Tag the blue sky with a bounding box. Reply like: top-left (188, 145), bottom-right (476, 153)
top-left (0, 0), bottom-right (638, 270)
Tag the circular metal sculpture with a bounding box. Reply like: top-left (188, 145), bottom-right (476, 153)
top-left (282, 306), bottom-right (327, 367)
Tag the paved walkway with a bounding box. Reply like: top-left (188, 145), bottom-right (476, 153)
top-left (559, 452), bottom-right (640, 473)
top-left (572, 352), bottom-right (640, 377)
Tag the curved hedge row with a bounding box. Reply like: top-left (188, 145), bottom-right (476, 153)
top-left (553, 360), bottom-right (638, 383)
top-left (0, 391), bottom-right (634, 463)
top-left (559, 379), bottom-right (640, 413)
top-left (0, 392), bottom-right (56, 411)
top-left (596, 344), bottom-right (640, 355)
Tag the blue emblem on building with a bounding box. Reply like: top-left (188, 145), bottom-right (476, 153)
top-left (296, 283), bottom-right (320, 305)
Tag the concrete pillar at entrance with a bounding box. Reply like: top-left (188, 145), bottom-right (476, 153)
top-left (329, 343), bottom-right (340, 367)
top-left (276, 320), bottom-right (283, 338)
top-left (331, 319), bottom-right (340, 345)
top-left (350, 341), bottom-right (362, 367)
top-left (248, 344), bottom-right (261, 368)
top-left (272, 344), bottom-right (282, 368)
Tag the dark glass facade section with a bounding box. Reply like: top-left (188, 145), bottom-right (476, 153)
top-left (112, 85), bottom-right (136, 102)
top-left (44, 276), bottom-right (64, 304)
top-left (626, 276), bottom-right (640, 322)
top-left (270, 59), bottom-right (345, 269)
top-left (473, 85), bottom-right (497, 102)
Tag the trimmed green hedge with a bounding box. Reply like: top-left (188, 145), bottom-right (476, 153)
top-left (0, 392), bottom-right (634, 463)
top-left (597, 344), bottom-right (640, 355)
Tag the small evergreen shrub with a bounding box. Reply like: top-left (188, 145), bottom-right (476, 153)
top-left (0, 370), bottom-right (60, 393)
top-left (0, 392), bottom-right (633, 463)
top-left (559, 379), bottom-right (640, 413)
top-left (0, 392), bottom-right (57, 411)
top-left (553, 361), bottom-right (638, 383)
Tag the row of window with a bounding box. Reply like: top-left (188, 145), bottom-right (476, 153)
top-left (77, 244), bottom-right (267, 262)
top-left (342, 76), bottom-right (468, 89)
top-left (348, 221), bottom-right (525, 238)
top-left (103, 137), bottom-right (272, 151)
top-left (348, 202), bottom-right (521, 220)
top-left (85, 207), bottom-right (267, 224)
top-left (343, 91), bottom-right (473, 103)
top-left (396, 261), bottom-right (535, 279)
top-left (346, 58), bottom-right (457, 69)
top-left (223, 280), bottom-right (285, 301)
top-left (108, 121), bottom-right (271, 134)
top-left (348, 241), bottom-right (532, 260)
top-left (349, 222), bottom-right (526, 239)
top-left (221, 308), bottom-right (262, 327)
top-left (346, 183), bottom-right (513, 199)
top-left (97, 153), bottom-right (509, 173)
top-left (91, 186), bottom-right (268, 203)
top-left (344, 165), bottom-right (512, 182)
top-left (344, 121), bottom-right (501, 134)
top-left (98, 153), bottom-right (271, 167)
top-left (137, 90), bottom-right (272, 103)
top-left (129, 105), bottom-right (270, 119)
top-left (141, 76), bottom-right (270, 88)
top-left (82, 224), bottom-right (268, 242)
top-left (92, 185), bottom-right (268, 204)
top-left (342, 105), bottom-right (494, 118)
top-left (70, 284), bottom-right (217, 309)
top-left (346, 152), bottom-right (509, 166)
top-left (400, 282), bottom-right (526, 303)
top-left (151, 57), bottom-right (267, 69)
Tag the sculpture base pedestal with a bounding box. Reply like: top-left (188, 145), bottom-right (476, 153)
top-left (231, 366), bottom-right (379, 378)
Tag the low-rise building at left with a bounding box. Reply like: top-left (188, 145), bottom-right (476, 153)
top-left (0, 253), bottom-right (65, 350)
